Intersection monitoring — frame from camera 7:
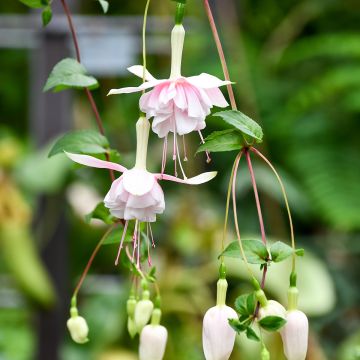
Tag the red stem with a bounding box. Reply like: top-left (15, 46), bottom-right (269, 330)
top-left (60, 0), bottom-right (115, 182)
top-left (203, 0), bottom-right (237, 110)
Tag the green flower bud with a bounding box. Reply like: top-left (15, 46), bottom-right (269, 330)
top-left (134, 291), bottom-right (154, 332)
top-left (127, 297), bottom-right (137, 318)
top-left (67, 308), bottom-right (89, 344)
top-left (261, 345), bottom-right (271, 360)
top-left (127, 316), bottom-right (138, 339)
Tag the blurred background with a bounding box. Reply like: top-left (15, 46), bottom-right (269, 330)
top-left (0, 0), bottom-right (359, 359)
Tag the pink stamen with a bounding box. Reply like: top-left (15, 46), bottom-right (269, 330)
top-left (182, 135), bottom-right (188, 161)
top-left (131, 220), bottom-right (139, 262)
top-left (161, 136), bottom-right (168, 176)
top-left (146, 223), bottom-right (152, 267)
top-left (198, 130), bottom-right (211, 163)
top-left (149, 223), bottom-right (155, 248)
top-left (115, 220), bottom-right (129, 266)
top-left (137, 222), bottom-right (141, 267)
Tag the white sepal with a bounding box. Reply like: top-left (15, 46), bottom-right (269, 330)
top-left (139, 324), bottom-right (168, 360)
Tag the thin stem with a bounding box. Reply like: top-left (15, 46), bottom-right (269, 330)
top-left (203, 0), bottom-right (237, 110)
top-left (72, 224), bottom-right (116, 299)
top-left (251, 147), bottom-right (296, 271)
top-left (232, 151), bottom-right (254, 277)
top-left (142, 0), bottom-right (151, 88)
top-left (245, 150), bottom-right (267, 245)
top-left (60, 0), bottom-right (115, 182)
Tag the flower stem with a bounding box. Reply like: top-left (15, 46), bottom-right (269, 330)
top-left (203, 0), bottom-right (237, 110)
top-left (142, 0), bottom-right (151, 88)
top-left (251, 147), bottom-right (296, 272)
top-left (60, 0), bottom-right (115, 182)
top-left (72, 224), bottom-right (116, 299)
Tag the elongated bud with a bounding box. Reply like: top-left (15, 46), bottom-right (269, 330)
top-left (127, 316), bottom-right (138, 338)
top-left (202, 278), bottom-right (237, 360)
top-left (139, 323), bottom-right (168, 360)
top-left (135, 117), bottom-right (150, 170)
top-left (170, 24), bottom-right (185, 79)
top-left (67, 307), bottom-right (89, 344)
top-left (261, 344), bottom-right (271, 360)
top-left (258, 300), bottom-right (286, 322)
top-left (127, 296), bottom-right (137, 318)
top-left (134, 290), bottom-right (154, 332)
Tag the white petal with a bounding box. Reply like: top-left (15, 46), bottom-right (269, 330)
top-left (122, 168), bottom-right (155, 196)
top-left (128, 65), bottom-right (157, 82)
top-left (205, 87), bottom-right (229, 108)
top-left (108, 80), bottom-right (160, 95)
top-left (186, 73), bottom-right (232, 89)
top-left (158, 171), bottom-right (217, 185)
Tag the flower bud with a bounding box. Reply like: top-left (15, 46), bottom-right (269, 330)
top-left (280, 310), bottom-right (309, 360)
top-left (258, 300), bottom-right (286, 322)
top-left (134, 290), bottom-right (154, 332)
top-left (67, 309), bottom-right (89, 344)
top-left (202, 279), bottom-right (237, 360)
top-left (127, 296), bottom-right (137, 318)
top-left (139, 324), bottom-right (168, 360)
top-left (261, 345), bottom-right (271, 360)
top-left (127, 316), bottom-right (138, 339)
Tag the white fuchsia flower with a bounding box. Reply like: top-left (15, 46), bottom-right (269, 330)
top-left (280, 310), bottom-right (309, 360)
top-left (108, 24), bottom-right (230, 171)
top-left (202, 278), bottom-right (237, 360)
top-left (65, 117), bottom-right (216, 266)
top-left (67, 308), bottom-right (89, 344)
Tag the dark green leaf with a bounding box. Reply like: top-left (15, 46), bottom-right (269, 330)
top-left (246, 292), bottom-right (256, 314)
top-left (172, 0), bottom-right (187, 3)
top-left (228, 318), bottom-right (247, 333)
top-left (102, 226), bottom-right (132, 246)
top-left (220, 240), bottom-right (269, 264)
top-left (295, 248), bottom-right (305, 256)
top-left (85, 202), bottom-right (114, 225)
top-left (270, 241), bottom-right (294, 263)
top-left (197, 129), bottom-right (244, 153)
top-left (258, 316), bottom-right (287, 331)
top-left (19, 0), bottom-right (48, 8)
top-left (98, 0), bottom-right (109, 13)
top-left (43, 58), bottom-right (99, 92)
top-left (246, 327), bottom-right (260, 342)
top-left (42, 6), bottom-right (52, 27)
top-left (234, 295), bottom-right (248, 315)
top-left (48, 130), bottom-right (109, 157)
top-left (214, 110), bottom-right (263, 145)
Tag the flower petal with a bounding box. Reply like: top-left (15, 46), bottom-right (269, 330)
top-left (65, 152), bottom-right (127, 172)
top-left (187, 73), bottom-right (232, 89)
top-left (122, 168), bottom-right (156, 196)
top-left (127, 65), bottom-right (156, 82)
top-left (108, 80), bottom-right (160, 95)
top-left (205, 87), bottom-right (229, 107)
top-left (157, 171), bottom-right (217, 185)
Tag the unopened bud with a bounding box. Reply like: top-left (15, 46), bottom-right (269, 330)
top-left (127, 316), bottom-right (138, 338)
top-left (127, 296), bottom-right (137, 318)
top-left (67, 308), bottom-right (89, 344)
top-left (261, 344), bottom-right (271, 360)
top-left (258, 300), bottom-right (286, 326)
top-left (134, 290), bottom-right (154, 332)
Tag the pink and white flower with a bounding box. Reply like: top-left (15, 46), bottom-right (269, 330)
top-left (108, 24), bottom-right (231, 170)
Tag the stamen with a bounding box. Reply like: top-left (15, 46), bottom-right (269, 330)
top-left (182, 135), bottom-right (188, 161)
top-left (175, 131), bottom-right (187, 179)
top-left (198, 130), bottom-right (211, 163)
top-left (161, 136), bottom-right (168, 176)
top-left (132, 220), bottom-right (139, 262)
top-left (173, 129), bottom-right (178, 177)
top-left (115, 220), bottom-right (129, 266)
top-left (146, 223), bottom-right (152, 266)
top-left (149, 223), bottom-right (155, 248)
top-left (137, 222), bottom-right (141, 267)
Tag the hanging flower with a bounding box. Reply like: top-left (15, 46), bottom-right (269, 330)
top-left (67, 307), bottom-right (89, 344)
top-left (258, 300), bottom-right (287, 321)
top-left (65, 117), bottom-right (217, 265)
top-left (202, 278), bottom-right (237, 360)
top-left (108, 24), bottom-right (230, 170)
top-left (134, 290), bottom-right (154, 333)
top-left (139, 309), bottom-right (168, 360)
top-left (280, 310), bottom-right (309, 360)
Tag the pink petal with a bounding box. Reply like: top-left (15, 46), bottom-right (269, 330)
top-left (186, 73), bottom-right (231, 89)
top-left (127, 65), bottom-right (156, 82)
top-left (65, 152), bottom-right (126, 172)
top-left (157, 171), bottom-right (217, 185)
top-left (174, 108), bottom-right (200, 135)
top-left (108, 80), bottom-right (162, 95)
top-left (205, 88), bottom-right (229, 107)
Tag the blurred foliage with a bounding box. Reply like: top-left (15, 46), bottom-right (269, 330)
top-left (0, 0), bottom-right (359, 359)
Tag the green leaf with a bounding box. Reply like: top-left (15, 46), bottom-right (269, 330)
top-left (48, 130), bottom-right (109, 157)
top-left (19, 0), bottom-right (48, 8)
top-left (246, 327), bottom-right (260, 342)
top-left (85, 202), bottom-right (114, 225)
top-left (98, 0), bottom-right (109, 13)
top-left (102, 226), bottom-right (132, 246)
top-left (295, 248), bottom-right (305, 256)
top-left (228, 318), bottom-right (247, 333)
top-left (197, 129), bottom-right (244, 153)
top-left (220, 240), bottom-right (269, 264)
top-left (270, 241), bottom-right (305, 263)
top-left (43, 58), bottom-right (99, 92)
top-left (42, 6), bottom-right (52, 27)
top-left (258, 316), bottom-right (287, 331)
top-left (235, 293), bottom-right (256, 316)
top-left (146, 267), bottom-right (157, 283)
top-left (172, 0), bottom-right (187, 3)
top-left (214, 110), bottom-right (263, 145)
top-left (246, 292), bottom-right (256, 314)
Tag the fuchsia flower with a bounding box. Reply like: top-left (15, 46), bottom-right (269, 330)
top-left (108, 24), bottom-right (230, 170)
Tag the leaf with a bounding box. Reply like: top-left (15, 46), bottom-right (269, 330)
top-left (48, 130), bottom-right (109, 157)
top-left (220, 240), bottom-right (269, 264)
top-left (102, 226), bottom-right (132, 246)
top-left (85, 202), bottom-right (114, 225)
top-left (270, 241), bottom-right (294, 263)
top-left (98, 0), bottom-right (109, 13)
top-left (295, 248), bottom-right (305, 256)
top-left (19, 0), bottom-right (48, 8)
top-left (246, 292), bottom-right (256, 314)
top-left (228, 318), bottom-right (247, 333)
top-left (246, 327), bottom-right (260, 342)
top-left (146, 267), bottom-right (157, 283)
top-left (43, 58), bottom-right (99, 92)
top-left (42, 6), bottom-right (52, 27)
top-left (234, 293), bottom-right (256, 316)
top-left (197, 129), bottom-right (244, 153)
top-left (214, 110), bottom-right (263, 145)
top-left (258, 316), bottom-right (287, 331)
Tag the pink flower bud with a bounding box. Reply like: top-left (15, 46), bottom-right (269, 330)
top-left (139, 324), bottom-right (168, 360)
top-left (280, 310), bottom-right (309, 360)
top-left (202, 305), bottom-right (238, 360)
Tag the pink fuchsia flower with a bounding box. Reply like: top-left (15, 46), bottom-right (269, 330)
top-left (202, 278), bottom-right (237, 360)
top-left (280, 310), bottom-right (309, 360)
top-left (108, 24), bottom-right (230, 171)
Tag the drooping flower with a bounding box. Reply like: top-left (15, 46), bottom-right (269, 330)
top-left (65, 118), bottom-right (217, 265)
top-left (67, 307), bottom-right (89, 344)
top-left (134, 290), bottom-right (154, 333)
top-left (202, 278), bottom-right (237, 360)
top-left (108, 24), bottom-right (230, 170)
top-left (280, 310), bottom-right (309, 360)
